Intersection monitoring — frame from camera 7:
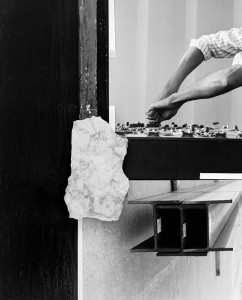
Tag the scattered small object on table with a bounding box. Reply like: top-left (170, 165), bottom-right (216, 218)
top-left (115, 121), bottom-right (241, 139)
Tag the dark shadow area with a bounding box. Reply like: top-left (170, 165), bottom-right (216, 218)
top-left (0, 0), bottom-right (79, 298)
top-left (183, 206), bottom-right (208, 249)
top-left (156, 207), bottom-right (181, 250)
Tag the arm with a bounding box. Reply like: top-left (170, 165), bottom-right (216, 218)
top-left (159, 27), bottom-right (242, 98)
top-left (171, 64), bottom-right (242, 103)
top-left (147, 27), bottom-right (242, 122)
top-left (146, 47), bottom-right (204, 120)
top-left (148, 64), bottom-right (242, 122)
top-left (162, 27), bottom-right (242, 95)
top-left (153, 46), bottom-right (204, 100)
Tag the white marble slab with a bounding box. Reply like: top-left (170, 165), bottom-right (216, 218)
top-left (65, 116), bottom-right (129, 221)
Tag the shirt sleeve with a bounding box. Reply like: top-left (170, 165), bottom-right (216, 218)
top-left (190, 27), bottom-right (242, 61)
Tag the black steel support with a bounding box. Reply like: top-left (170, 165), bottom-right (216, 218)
top-left (97, 0), bottom-right (109, 122)
top-left (123, 137), bottom-right (242, 179)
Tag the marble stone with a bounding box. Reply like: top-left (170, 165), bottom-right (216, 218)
top-left (64, 116), bottom-right (129, 221)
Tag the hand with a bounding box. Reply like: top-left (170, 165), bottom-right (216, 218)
top-left (146, 84), bottom-right (179, 123)
top-left (146, 95), bottom-right (181, 122)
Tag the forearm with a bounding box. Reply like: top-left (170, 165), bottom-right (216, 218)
top-left (171, 64), bottom-right (242, 105)
top-left (165, 46), bottom-right (204, 91)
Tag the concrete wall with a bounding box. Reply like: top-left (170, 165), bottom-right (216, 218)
top-left (81, 180), bottom-right (242, 300)
top-left (110, 0), bottom-right (242, 127)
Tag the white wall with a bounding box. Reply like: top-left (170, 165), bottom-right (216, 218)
top-left (109, 0), bottom-right (186, 124)
top-left (81, 180), bottom-right (242, 300)
top-left (110, 0), bottom-right (241, 127)
top-left (191, 0), bottom-right (233, 126)
top-left (109, 0), bottom-right (144, 123)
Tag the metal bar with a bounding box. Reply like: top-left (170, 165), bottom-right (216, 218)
top-left (215, 252), bottom-right (221, 276)
top-left (128, 181), bottom-right (242, 256)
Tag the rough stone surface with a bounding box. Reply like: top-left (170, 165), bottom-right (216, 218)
top-left (64, 116), bottom-right (129, 221)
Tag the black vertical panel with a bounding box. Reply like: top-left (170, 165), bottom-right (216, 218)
top-left (97, 0), bottom-right (109, 122)
top-left (0, 0), bottom-right (79, 299)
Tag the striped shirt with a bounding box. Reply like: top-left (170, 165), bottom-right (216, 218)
top-left (190, 27), bottom-right (242, 65)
